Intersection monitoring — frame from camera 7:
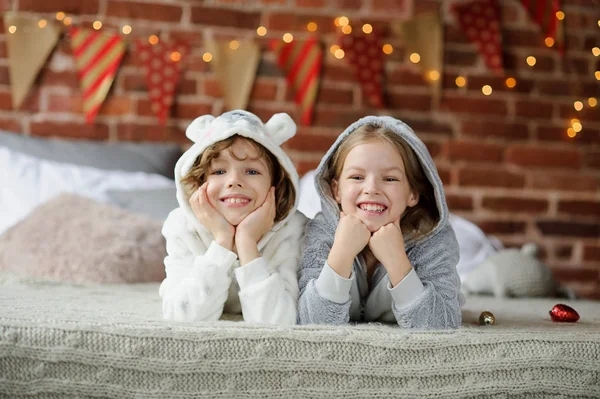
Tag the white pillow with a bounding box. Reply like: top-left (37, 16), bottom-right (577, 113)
top-left (0, 146), bottom-right (175, 234)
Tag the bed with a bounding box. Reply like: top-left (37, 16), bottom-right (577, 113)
top-left (1, 130), bottom-right (599, 398)
top-left (1, 274), bottom-right (599, 398)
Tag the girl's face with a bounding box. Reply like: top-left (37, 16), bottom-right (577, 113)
top-left (205, 138), bottom-right (272, 226)
top-left (331, 140), bottom-right (419, 233)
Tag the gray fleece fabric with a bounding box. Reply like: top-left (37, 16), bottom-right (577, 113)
top-left (297, 116), bottom-right (464, 329)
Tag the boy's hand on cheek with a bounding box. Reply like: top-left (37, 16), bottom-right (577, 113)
top-left (235, 187), bottom-right (276, 245)
top-left (189, 183), bottom-right (235, 251)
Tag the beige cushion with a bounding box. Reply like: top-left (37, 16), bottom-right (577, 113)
top-left (0, 194), bottom-right (166, 283)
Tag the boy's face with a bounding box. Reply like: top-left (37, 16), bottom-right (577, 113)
top-left (205, 138), bottom-right (272, 226)
top-left (331, 140), bottom-right (419, 233)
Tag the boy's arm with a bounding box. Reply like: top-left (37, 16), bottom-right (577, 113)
top-left (159, 209), bottom-right (238, 322)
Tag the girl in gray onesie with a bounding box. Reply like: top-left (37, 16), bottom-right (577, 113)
top-left (297, 116), bottom-right (464, 329)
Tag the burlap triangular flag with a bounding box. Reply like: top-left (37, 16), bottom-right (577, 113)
top-left (391, 12), bottom-right (443, 100)
top-left (207, 39), bottom-right (260, 111)
top-left (5, 14), bottom-right (61, 109)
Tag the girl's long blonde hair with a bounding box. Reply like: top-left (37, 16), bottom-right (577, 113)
top-left (328, 123), bottom-right (439, 240)
top-left (181, 135), bottom-right (296, 223)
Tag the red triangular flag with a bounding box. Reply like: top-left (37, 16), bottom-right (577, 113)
top-left (520, 0), bottom-right (564, 53)
top-left (452, 0), bottom-right (504, 76)
top-left (339, 30), bottom-right (385, 108)
top-left (271, 36), bottom-right (323, 125)
top-left (70, 28), bottom-right (126, 123)
top-left (136, 39), bottom-right (189, 125)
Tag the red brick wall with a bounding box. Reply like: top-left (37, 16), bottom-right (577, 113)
top-left (1, 0), bottom-right (599, 298)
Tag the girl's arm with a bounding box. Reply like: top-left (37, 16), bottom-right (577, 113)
top-left (389, 224), bottom-right (464, 329)
top-left (297, 214), bottom-right (354, 325)
top-left (235, 212), bottom-right (307, 325)
top-left (158, 209), bottom-right (237, 322)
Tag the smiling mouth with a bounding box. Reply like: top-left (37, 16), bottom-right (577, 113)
top-left (221, 196), bottom-right (251, 207)
top-left (357, 203), bottom-right (388, 215)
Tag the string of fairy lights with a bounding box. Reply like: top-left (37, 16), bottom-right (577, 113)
top-left (5, 10), bottom-right (600, 138)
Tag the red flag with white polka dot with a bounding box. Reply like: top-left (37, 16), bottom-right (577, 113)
top-left (136, 39), bottom-right (189, 125)
top-left (452, 0), bottom-right (504, 76)
top-left (338, 30), bottom-right (385, 108)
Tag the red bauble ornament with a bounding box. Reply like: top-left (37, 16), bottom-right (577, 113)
top-left (549, 304), bottom-right (580, 323)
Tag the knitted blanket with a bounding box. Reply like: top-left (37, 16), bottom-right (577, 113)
top-left (1, 275), bottom-right (599, 398)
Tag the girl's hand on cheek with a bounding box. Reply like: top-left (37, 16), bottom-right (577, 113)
top-left (235, 187), bottom-right (276, 245)
top-left (189, 183), bottom-right (235, 250)
top-left (369, 219), bottom-right (411, 282)
top-left (334, 211), bottom-right (371, 259)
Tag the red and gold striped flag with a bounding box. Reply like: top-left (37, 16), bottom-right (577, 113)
top-left (69, 28), bottom-right (126, 124)
top-left (271, 36), bottom-right (323, 125)
top-left (520, 0), bottom-right (564, 53)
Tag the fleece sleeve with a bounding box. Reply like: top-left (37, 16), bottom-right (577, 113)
top-left (390, 224), bottom-right (465, 329)
top-left (234, 212), bottom-right (307, 325)
top-left (158, 210), bottom-right (238, 322)
top-left (297, 214), bottom-right (353, 325)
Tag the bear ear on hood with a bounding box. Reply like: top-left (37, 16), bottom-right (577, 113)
top-left (185, 115), bottom-right (216, 143)
top-left (265, 113), bottom-right (296, 146)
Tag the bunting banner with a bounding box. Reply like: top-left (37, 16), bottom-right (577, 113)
top-left (452, 0), bottom-right (504, 76)
top-left (70, 27), bottom-right (126, 123)
top-left (338, 29), bottom-right (385, 108)
top-left (4, 14), bottom-right (61, 109)
top-left (391, 12), bottom-right (443, 101)
top-left (206, 39), bottom-right (260, 112)
top-left (520, 0), bottom-right (564, 53)
top-left (136, 39), bottom-right (189, 125)
top-left (271, 36), bottom-right (323, 125)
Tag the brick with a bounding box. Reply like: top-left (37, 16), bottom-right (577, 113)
top-left (313, 108), bottom-right (367, 129)
top-left (0, 66), bottom-right (9, 85)
top-left (247, 104), bottom-right (298, 125)
top-left (584, 151), bottom-right (600, 169)
top-left (184, 54), bottom-right (210, 73)
top-left (551, 268), bottom-right (599, 282)
top-left (503, 28), bottom-right (544, 48)
top-left (460, 121), bottom-right (529, 140)
top-left (443, 49), bottom-right (478, 67)
top-left (0, 40), bottom-right (6, 58)
top-left (413, 0), bottom-right (439, 13)
top-left (0, 118), bottom-right (22, 132)
top-left (446, 194), bottom-right (474, 211)
top-left (561, 56), bottom-right (591, 76)
top-left (286, 132), bottom-right (337, 152)
top-left (504, 53), bottom-right (554, 72)
top-left (458, 168), bottom-right (526, 188)
top-left (38, 70), bottom-right (78, 88)
top-left (537, 80), bottom-right (573, 97)
top-left (558, 200), bottom-right (600, 217)
top-left (584, 245), bottom-right (600, 262)
top-left (555, 246), bottom-right (573, 260)
top-left (500, 2), bottom-right (521, 22)
top-left (387, 68), bottom-right (427, 86)
top-left (117, 123), bottom-right (185, 143)
top-left (387, 93), bottom-right (432, 112)
top-left (538, 125), bottom-right (600, 145)
top-left (506, 146), bottom-right (582, 169)
top-left (322, 63), bottom-right (356, 83)
top-left (530, 172), bottom-right (599, 192)
top-left (106, 1), bottom-right (182, 22)
top-left (478, 220), bottom-right (527, 235)
top-left (203, 77), bottom-right (223, 98)
top-left (0, 89), bottom-right (40, 113)
top-left (299, 86), bottom-right (353, 105)
top-left (168, 30), bottom-right (204, 49)
top-left (48, 94), bottom-right (132, 116)
top-left (515, 100), bottom-right (553, 119)
top-left (296, 0), bottom-right (326, 7)
top-left (195, 8), bottom-right (259, 30)
top-left (422, 140), bottom-right (442, 159)
top-left (437, 166), bottom-right (451, 186)
top-left (441, 95), bottom-right (508, 116)
top-left (372, 0), bottom-right (411, 12)
top-left (267, 13), bottom-right (338, 34)
top-left (173, 101), bottom-right (213, 120)
top-left (336, 0), bottom-right (363, 9)
top-left (18, 0), bottom-right (99, 13)
top-left (564, 9), bottom-right (598, 29)
top-left (482, 197), bottom-right (549, 214)
top-left (444, 141), bottom-right (504, 163)
top-left (537, 220), bottom-right (600, 238)
top-left (465, 75), bottom-right (534, 94)
top-left (559, 105), bottom-right (600, 123)
top-left (402, 119), bottom-right (453, 136)
top-left (30, 121), bottom-right (109, 140)
top-left (251, 80), bottom-right (278, 101)
top-left (444, 26), bottom-right (471, 45)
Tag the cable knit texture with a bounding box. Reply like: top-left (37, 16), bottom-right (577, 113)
top-left (1, 276), bottom-right (599, 398)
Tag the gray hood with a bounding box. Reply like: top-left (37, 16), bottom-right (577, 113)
top-left (314, 115), bottom-right (449, 246)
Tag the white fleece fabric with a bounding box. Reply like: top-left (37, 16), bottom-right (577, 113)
top-left (158, 110), bottom-right (307, 325)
